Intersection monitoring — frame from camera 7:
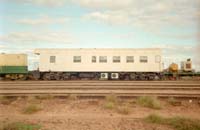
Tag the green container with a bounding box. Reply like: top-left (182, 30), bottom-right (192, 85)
top-left (0, 66), bottom-right (28, 74)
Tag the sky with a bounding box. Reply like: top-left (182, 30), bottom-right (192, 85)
top-left (0, 0), bottom-right (200, 70)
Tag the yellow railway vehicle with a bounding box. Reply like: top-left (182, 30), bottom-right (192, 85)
top-left (0, 54), bottom-right (28, 80)
top-left (168, 63), bottom-right (178, 73)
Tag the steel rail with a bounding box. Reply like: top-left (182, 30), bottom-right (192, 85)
top-left (0, 81), bottom-right (200, 98)
top-left (0, 81), bottom-right (200, 84)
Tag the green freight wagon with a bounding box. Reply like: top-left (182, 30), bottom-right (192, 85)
top-left (0, 54), bottom-right (28, 80)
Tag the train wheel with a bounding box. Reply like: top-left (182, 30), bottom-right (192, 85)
top-left (130, 73), bottom-right (136, 80)
top-left (0, 77), bottom-right (4, 80)
top-left (18, 74), bottom-right (27, 80)
top-left (55, 73), bottom-right (62, 80)
top-left (154, 75), bottom-right (160, 80)
top-left (30, 71), bottom-right (40, 80)
top-left (138, 74), bottom-right (145, 80)
top-left (5, 74), bottom-right (11, 80)
top-left (62, 73), bottom-right (70, 80)
top-left (124, 75), bottom-right (130, 80)
top-left (5, 74), bottom-right (18, 80)
top-left (42, 73), bottom-right (51, 80)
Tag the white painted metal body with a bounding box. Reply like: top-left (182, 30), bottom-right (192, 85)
top-left (181, 59), bottom-right (192, 72)
top-left (35, 48), bottom-right (162, 72)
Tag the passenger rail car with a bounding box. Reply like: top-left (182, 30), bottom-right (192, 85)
top-left (1, 48), bottom-right (199, 81)
top-left (34, 48), bottom-right (163, 80)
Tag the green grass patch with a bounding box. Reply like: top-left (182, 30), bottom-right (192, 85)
top-left (22, 104), bottom-right (42, 114)
top-left (0, 96), bottom-right (17, 105)
top-left (26, 96), bottom-right (41, 104)
top-left (104, 95), bottom-right (131, 115)
top-left (136, 96), bottom-right (161, 109)
top-left (145, 114), bottom-right (200, 130)
top-left (105, 94), bottom-right (118, 103)
top-left (104, 102), bottom-right (115, 109)
top-left (167, 97), bottom-right (182, 106)
top-left (103, 94), bottom-right (132, 115)
top-left (145, 114), bottom-right (165, 124)
top-left (116, 105), bottom-right (130, 115)
top-left (0, 122), bottom-right (41, 130)
top-left (103, 94), bottom-right (118, 110)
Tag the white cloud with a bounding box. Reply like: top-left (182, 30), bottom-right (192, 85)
top-left (80, 0), bottom-right (200, 32)
top-left (194, 43), bottom-right (200, 70)
top-left (153, 44), bottom-right (194, 61)
top-left (33, 0), bottom-right (66, 7)
top-left (17, 15), bottom-right (70, 25)
top-left (152, 44), bottom-right (197, 70)
top-left (13, 0), bottom-right (200, 31)
top-left (72, 0), bottom-right (134, 10)
top-left (15, 0), bottom-right (67, 7)
top-left (0, 45), bottom-right (5, 48)
top-left (0, 31), bottom-right (75, 44)
top-left (84, 11), bottom-right (131, 25)
top-left (154, 44), bottom-right (194, 52)
top-left (154, 32), bottom-right (199, 40)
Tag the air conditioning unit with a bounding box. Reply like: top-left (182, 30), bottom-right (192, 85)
top-left (111, 73), bottom-right (119, 79)
top-left (100, 73), bottom-right (108, 79)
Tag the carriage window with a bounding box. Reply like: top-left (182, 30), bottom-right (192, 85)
top-left (155, 55), bottom-right (161, 63)
top-left (73, 56), bottom-right (81, 63)
top-left (50, 56), bottom-right (56, 63)
top-left (186, 63), bottom-right (191, 69)
top-left (113, 56), bottom-right (120, 63)
top-left (140, 56), bottom-right (148, 63)
top-left (92, 56), bottom-right (96, 63)
top-left (126, 56), bottom-right (134, 63)
top-left (99, 56), bottom-right (107, 63)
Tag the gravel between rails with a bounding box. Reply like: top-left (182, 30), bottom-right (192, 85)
top-left (0, 80), bottom-right (200, 98)
top-left (0, 80), bottom-right (200, 84)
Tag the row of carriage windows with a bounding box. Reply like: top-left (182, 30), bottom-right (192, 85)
top-left (49, 55), bottom-right (161, 63)
top-left (74, 56), bottom-right (149, 63)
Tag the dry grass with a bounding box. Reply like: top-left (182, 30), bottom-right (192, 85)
top-left (0, 122), bottom-right (41, 130)
top-left (136, 96), bottom-right (161, 109)
top-left (105, 94), bottom-right (118, 103)
top-left (26, 96), bottom-right (41, 104)
top-left (145, 114), bottom-right (163, 124)
top-left (104, 95), bottom-right (131, 115)
top-left (116, 105), bottom-right (130, 115)
top-left (0, 96), bottom-right (17, 105)
top-left (103, 94), bottom-right (118, 110)
top-left (104, 101), bottom-right (115, 109)
top-left (167, 97), bottom-right (182, 106)
top-left (145, 114), bottom-right (200, 130)
top-left (22, 104), bottom-right (42, 114)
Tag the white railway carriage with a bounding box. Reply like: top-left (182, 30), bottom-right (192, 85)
top-left (35, 48), bottom-right (162, 80)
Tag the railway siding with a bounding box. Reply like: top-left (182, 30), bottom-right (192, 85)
top-left (0, 81), bottom-right (200, 98)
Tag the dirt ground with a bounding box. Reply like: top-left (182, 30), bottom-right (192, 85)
top-left (0, 97), bottom-right (200, 130)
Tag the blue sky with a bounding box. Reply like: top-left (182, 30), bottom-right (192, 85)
top-left (0, 0), bottom-right (199, 70)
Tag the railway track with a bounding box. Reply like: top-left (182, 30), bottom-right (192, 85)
top-left (0, 81), bottom-right (200, 98)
